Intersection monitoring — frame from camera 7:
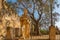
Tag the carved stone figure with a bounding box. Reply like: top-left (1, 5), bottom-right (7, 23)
top-left (20, 8), bottom-right (31, 39)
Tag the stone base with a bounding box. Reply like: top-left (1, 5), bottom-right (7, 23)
top-left (49, 25), bottom-right (56, 40)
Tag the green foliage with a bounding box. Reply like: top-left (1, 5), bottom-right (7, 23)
top-left (38, 0), bottom-right (42, 4)
top-left (50, 0), bottom-right (54, 4)
top-left (17, 0), bottom-right (22, 2)
top-left (40, 29), bottom-right (49, 35)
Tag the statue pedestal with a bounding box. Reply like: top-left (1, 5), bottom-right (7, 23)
top-left (49, 26), bottom-right (56, 40)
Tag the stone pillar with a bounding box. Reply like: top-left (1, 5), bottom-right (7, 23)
top-left (6, 27), bottom-right (12, 40)
top-left (15, 28), bottom-right (20, 37)
top-left (49, 26), bottom-right (56, 40)
top-left (0, 0), bottom-right (3, 10)
top-left (13, 28), bottom-right (19, 40)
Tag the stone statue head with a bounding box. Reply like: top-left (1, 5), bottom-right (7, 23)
top-left (24, 8), bottom-right (28, 15)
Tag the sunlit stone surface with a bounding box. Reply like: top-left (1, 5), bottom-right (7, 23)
top-left (20, 8), bottom-right (31, 39)
top-left (0, 1), bottom-right (31, 39)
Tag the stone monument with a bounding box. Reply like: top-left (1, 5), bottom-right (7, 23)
top-left (20, 8), bottom-right (31, 39)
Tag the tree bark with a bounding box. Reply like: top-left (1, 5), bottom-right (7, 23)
top-left (34, 22), bottom-right (39, 35)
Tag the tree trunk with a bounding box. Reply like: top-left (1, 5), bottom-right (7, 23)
top-left (34, 22), bottom-right (39, 35)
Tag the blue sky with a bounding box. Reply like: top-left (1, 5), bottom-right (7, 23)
top-left (7, 0), bottom-right (17, 3)
top-left (54, 0), bottom-right (60, 29)
top-left (7, 0), bottom-right (60, 29)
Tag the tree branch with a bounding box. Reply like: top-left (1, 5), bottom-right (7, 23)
top-left (37, 10), bottom-right (42, 22)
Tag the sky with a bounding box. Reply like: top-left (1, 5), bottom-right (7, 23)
top-left (54, 0), bottom-right (60, 29)
top-left (7, 0), bottom-right (60, 29)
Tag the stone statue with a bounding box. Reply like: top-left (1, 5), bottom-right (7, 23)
top-left (20, 8), bottom-right (31, 39)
